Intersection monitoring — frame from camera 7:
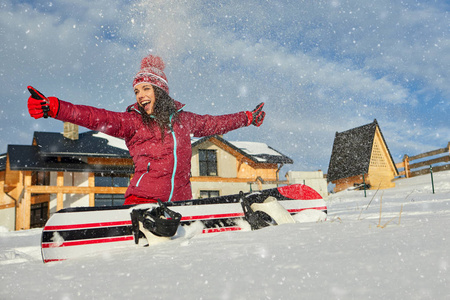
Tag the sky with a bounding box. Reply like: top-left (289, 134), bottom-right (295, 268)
top-left (0, 0), bottom-right (449, 175)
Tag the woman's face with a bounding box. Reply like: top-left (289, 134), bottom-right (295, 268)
top-left (134, 83), bottom-right (156, 115)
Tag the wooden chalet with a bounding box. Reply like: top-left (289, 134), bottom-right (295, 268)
top-left (327, 119), bottom-right (398, 192)
top-left (191, 135), bottom-right (293, 198)
top-left (0, 123), bottom-right (293, 231)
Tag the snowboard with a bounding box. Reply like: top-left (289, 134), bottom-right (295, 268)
top-left (41, 184), bottom-right (327, 263)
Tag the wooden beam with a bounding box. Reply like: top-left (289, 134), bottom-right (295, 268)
top-left (31, 194), bottom-right (50, 205)
top-left (0, 203), bottom-right (15, 209)
top-left (404, 155), bottom-right (410, 178)
top-left (88, 173), bottom-right (95, 207)
top-left (14, 171), bottom-right (24, 231)
top-left (27, 185), bottom-right (128, 194)
top-left (191, 177), bottom-right (254, 183)
top-left (410, 164), bottom-right (450, 177)
top-left (23, 171), bottom-right (32, 230)
top-left (87, 157), bottom-right (133, 165)
top-left (248, 180), bottom-right (289, 185)
top-left (16, 172), bottom-right (32, 230)
top-left (409, 156), bottom-right (449, 170)
top-left (56, 172), bottom-right (64, 211)
top-left (408, 147), bottom-right (448, 161)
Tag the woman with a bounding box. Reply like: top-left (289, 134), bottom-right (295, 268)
top-left (27, 54), bottom-right (265, 205)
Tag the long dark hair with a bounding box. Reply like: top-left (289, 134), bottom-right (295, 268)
top-left (138, 86), bottom-right (178, 140)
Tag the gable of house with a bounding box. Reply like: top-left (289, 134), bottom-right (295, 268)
top-left (191, 135), bottom-right (293, 180)
top-left (327, 119), bottom-right (398, 190)
top-left (367, 125), bottom-right (399, 188)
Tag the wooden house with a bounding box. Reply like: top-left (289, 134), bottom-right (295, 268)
top-left (191, 135), bottom-right (293, 198)
top-left (327, 119), bottom-right (398, 192)
top-left (0, 123), bottom-right (292, 231)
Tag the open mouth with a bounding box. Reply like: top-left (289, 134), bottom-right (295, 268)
top-left (140, 100), bottom-right (152, 111)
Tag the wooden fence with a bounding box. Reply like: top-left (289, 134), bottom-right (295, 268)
top-left (396, 142), bottom-right (450, 178)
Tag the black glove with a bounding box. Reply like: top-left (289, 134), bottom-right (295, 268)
top-left (246, 102), bottom-right (266, 127)
top-left (27, 86), bottom-right (60, 119)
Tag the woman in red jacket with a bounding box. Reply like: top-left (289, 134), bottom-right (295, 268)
top-left (27, 54), bottom-right (265, 205)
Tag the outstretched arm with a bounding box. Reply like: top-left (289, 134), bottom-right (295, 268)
top-left (185, 103), bottom-right (266, 137)
top-left (27, 86), bottom-right (137, 139)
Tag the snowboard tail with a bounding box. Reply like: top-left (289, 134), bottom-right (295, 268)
top-left (41, 184), bottom-right (327, 262)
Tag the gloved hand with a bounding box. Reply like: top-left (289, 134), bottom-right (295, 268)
top-left (27, 86), bottom-right (60, 119)
top-left (246, 102), bottom-right (266, 127)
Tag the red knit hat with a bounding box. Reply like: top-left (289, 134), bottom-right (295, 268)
top-left (132, 54), bottom-right (169, 94)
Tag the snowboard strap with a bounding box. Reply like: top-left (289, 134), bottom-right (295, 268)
top-left (240, 192), bottom-right (295, 230)
top-left (241, 192), bottom-right (271, 230)
top-left (130, 200), bottom-right (182, 244)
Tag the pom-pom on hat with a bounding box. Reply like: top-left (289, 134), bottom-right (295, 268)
top-left (133, 54), bottom-right (169, 94)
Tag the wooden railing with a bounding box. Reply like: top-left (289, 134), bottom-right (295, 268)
top-left (396, 142), bottom-right (450, 178)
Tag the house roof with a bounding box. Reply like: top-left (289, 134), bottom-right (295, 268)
top-left (6, 129), bottom-right (292, 173)
top-left (327, 119), bottom-right (397, 182)
top-left (33, 131), bottom-right (130, 158)
top-left (0, 153), bottom-right (6, 171)
top-left (192, 135), bottom-right (293, 164)
top-left (6, 131), bottom-right (131, 173)
top-left (7, 145), bottom-right (133, 174)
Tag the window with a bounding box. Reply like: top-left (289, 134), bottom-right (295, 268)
top-left (94, 173), bottom-right (130, 206)
top-left (30, 202), bottom-right (48, 228)
top-left (199, 149), bottom-right (218, 176)
top-left (94, 194), bottom-right (126, 207)
top-left (199, 190), bottom-right (220, 199)
top-left (95, 174), bottom-right (130, 187)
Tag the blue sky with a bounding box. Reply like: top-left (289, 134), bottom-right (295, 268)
top-left (0, 0), bottom-right (448, 175)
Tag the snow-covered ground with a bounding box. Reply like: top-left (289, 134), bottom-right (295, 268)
top-left (1, 171), bottom-right (449, 299)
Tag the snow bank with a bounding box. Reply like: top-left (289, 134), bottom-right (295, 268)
top-left (1, 172), bottom-right (449, 299)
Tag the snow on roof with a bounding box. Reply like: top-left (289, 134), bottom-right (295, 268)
top-left (191, 137), bottom-right (200, 144)
top-left (228, 141), bottom-right (282, 162)
top-left (92, 132), bottom-right (128, 151)
top-left (191, 136), bottom-right (292, 164)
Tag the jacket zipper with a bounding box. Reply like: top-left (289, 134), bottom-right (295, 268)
top-left (168, 114), bottom-right (177, 202)
top-left (136, 162), bottom-right (150, 187)
top-left (133, 106), bottom-right (183, 200)
top-left (167, 106), bottom-right (183, 202)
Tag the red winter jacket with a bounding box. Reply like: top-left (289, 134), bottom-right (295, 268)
top-left (55, 100), bottom-right (249, 204)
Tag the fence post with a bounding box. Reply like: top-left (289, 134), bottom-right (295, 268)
top-left (403, 154), bottom-right (410, 178)
top-left (430, 165), bottom-right (435, 194)
top-left (362, 174), bottom-right (367, 197)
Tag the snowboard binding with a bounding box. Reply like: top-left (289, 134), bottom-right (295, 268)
top-left (130, 199), bottom-right (182, 244)
top-left (240, 192), bottom-right (273, 230)
top-left (240, 191), bottom-right (295, 230)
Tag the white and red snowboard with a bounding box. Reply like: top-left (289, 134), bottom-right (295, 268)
top-left (41, 184), bottom-right (327, 263)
